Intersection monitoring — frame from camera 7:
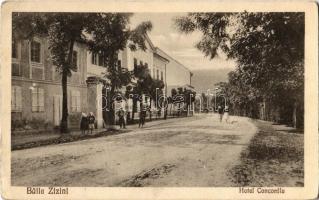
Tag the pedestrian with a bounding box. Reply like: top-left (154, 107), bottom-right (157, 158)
top-left (224, 105), bottom-right (230, 123)
top-left (117, 107), bottom-right (126, 129)
top-left (139, 104), bottom-right (146, 128)
top-left (80, 112), bottom-right (88, 135)
top-left (87, 112), bottom-right (95, 134)
top-left (217, 105), bottom-right (224, 122)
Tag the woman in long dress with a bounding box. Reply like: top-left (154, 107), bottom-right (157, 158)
top-left (80, 112), bottom-right (88, 134)
top-left (224, 106), bottom-right (229, 123)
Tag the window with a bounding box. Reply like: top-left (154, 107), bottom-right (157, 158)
top-left (31, 88), bottom-right (44, 112)
top-left (117, 60), bottom-right (122, 71)
top-left (71, 90), bottom-right (81, 112)
top-left (156, 69), bottom-right (159, 80)
top-left (134, 58), bottom-right (137, 71)
top-left (12, 38), bottom-right (21, 76)
top-left (11, 86), bottom-right (22, 112)
top-left (92, 53), bottom-right (98, 65)
top-left (12, 38), bottom-right (18, 59)
top-left (31, 41), bottom-right (41, 63)
top-left (98, 53), bottom-right (104, 66)
top-left (72, 50), bottom-right (78, 70)
top-left (161, 71), bottom-right (164, 81)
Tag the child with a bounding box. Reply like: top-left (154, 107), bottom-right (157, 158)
top-left (117, 108), bottom-right (126, 129)
top-left (87, 112), bottom-right (95, 134)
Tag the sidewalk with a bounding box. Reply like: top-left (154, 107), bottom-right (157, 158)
top-left (12, 115), bottom-right (198, 150)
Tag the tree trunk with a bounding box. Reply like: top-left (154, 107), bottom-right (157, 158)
top-left (60, 40), bottom-right (74, 134)
top-left (60, 71), bottom-right (69, 133)
top-left (149, 99), bottom-right (152, 121)
top-left (292, 101), bottom-right (297, 128)
top-left (108, 85), bottom-right (116, 126)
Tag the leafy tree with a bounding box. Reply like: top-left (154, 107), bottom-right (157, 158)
top-left (133, 63), bottom-right (165, 121)
top-left (176, 12), bottom-right (304, 127)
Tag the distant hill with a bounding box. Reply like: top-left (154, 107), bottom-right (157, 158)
top-left (191, 68), bottom-right (233, 93)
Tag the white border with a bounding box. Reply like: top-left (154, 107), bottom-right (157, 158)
top-left (1, 1), bottom-right (318, 199)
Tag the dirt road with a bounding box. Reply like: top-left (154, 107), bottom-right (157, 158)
top-left (12, 114), bottom-right (257, 186)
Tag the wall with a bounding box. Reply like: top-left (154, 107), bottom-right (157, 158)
top-left (11, 37), bottom-right (88, 128)
top-left (166, 58), bottom-right (191, 87)
top-left (121, 41), bottom-right (154, 72)
top-left (153, 54), bottom-right (166, 82)
top-left (155, 48), bottom-right (192, 96)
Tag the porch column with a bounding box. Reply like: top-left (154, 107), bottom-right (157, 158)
top-left (96, 83), bottom-right (103, 128)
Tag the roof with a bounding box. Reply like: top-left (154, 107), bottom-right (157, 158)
top-left (154, 47), bottom-right (192, 73)
top-left (154, 49), bottom-right (170, 63)
top-left (144, 34), bottom-right (156, 51)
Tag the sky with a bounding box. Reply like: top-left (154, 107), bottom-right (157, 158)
top-left (130, 13), bottom-right (236, 71)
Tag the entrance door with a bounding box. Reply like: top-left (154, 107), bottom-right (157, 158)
top-left (53, 95), bottom-right (62, 126)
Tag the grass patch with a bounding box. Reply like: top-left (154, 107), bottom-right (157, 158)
top-left (229, 120), bottom-right (304, 187)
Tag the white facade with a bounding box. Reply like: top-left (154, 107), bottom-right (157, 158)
top-left (154, 48), bottom-right (193, 96)
top-left (86, 35), bottom-right (193, 127)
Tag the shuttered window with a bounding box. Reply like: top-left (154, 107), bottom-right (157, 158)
top-left (72, 50), bottom-right (78, 71)
top-left (134, 58), bottom-right (137, 71)
top-left (98, 53), bottom-right (104, 66)
top-left (117, 60), bottom-right (122, 71)
top-left (31, 41), bottom-right (41, 63)
top-left (92, 53), bottom-right (98, 65)
top-left (12, 39), bottom-right (18, 59)
top-left (11, 86), bottom-right (22, 112)
top-left (31, 88), bottom-right (44, 112)
top-left (71, 90), bottom-right (81, 112)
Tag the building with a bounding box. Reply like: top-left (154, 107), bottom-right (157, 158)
top-left (11, 36), bottom-right (88, 129)
top-left (154, 48), bottom-right (194, 96)
top-left (11, 34), bottom-right (193, 130)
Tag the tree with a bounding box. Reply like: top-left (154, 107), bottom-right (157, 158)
top-left (176, 12), bottom-right (304, 127)
top-left (133, 63), bottom-right (165, 121)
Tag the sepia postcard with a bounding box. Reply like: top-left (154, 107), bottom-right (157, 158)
top-left (0, 0), bottom-right (318, 199)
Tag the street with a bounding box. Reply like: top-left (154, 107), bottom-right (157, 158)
top-left (12, 114), bottom-right (257, 187)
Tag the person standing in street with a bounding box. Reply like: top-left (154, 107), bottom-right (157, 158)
top-left (80, 112), bottom-right (88, 135)
top-left (139, 104), bottom-right (146, 128)
top-left (217, 105), bottom-right (224, 122)
top-left (117, 107), bottom-right (126, 129)
top-left (88, 112), bottom-right (95, 134)
top-left (224, 105), bottom-right (230, 123)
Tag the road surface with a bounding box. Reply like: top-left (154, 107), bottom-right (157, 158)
top-left (12, 114), bottom-right (257, 186)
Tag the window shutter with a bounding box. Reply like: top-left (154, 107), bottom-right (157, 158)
top-left (38, 88), bottom-right (44, 111)
top-left (16, 86), bottom-right (22, 111)
top-left (31, 88), bottom-right (38, 112)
